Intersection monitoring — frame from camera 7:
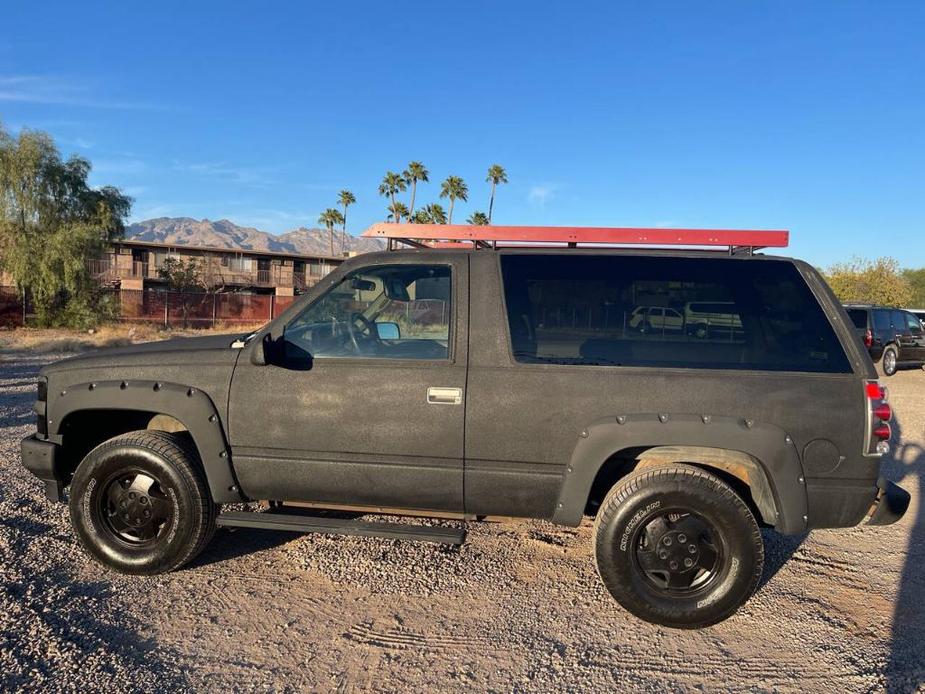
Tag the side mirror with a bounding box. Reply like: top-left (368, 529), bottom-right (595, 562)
top-left (250, 333), bottom-right (271, 365)
top-left (376, 321), bottom-right (401, 340)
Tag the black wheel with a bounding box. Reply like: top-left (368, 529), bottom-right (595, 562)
top-left (593, 463), bottom-right (763, 629)
top-left (68, 430), bottom-right (217, 575)
top-left (880, 345), bottom-right (898, 377)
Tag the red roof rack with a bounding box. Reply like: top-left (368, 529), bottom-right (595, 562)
top-left (362, 223), bottom-right (789, 254)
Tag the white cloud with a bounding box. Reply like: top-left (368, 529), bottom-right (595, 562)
top-left (174, 161), bottom-right (277, 187)
top-left (92, 158), bottom-right (147, 175)
top-left (0, 74), bottom-right (160, 110)
top-left (527, 184), bottom-right (558, 207)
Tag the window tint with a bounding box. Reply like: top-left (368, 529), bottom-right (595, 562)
top-left (500, 255), bottom-right (851, 373)
top-left (873, 309), bottom-right (891, 331)
top-left (284, 264), bottom-right (451, 360)
top-left (906, 312), bottom-right (923, 334)
top-left (846, 309), bottom-right (868, 329)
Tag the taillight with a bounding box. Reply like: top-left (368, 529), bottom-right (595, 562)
top-left (865, 379), bottom-right (891, 456)
top-left (873, 403), bottom-right (892, 421)
top-left (864, 328), bottom-right (872, 348)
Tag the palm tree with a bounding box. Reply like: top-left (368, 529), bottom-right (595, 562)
top-left (486, 164), bottom-right (508, 223)
top-left (378, 171), bottom-right (406, 222)
top-left (337, 189), bottom-right (356, 253)
top-left (467, 211), bottom-right (490, 225)
top-left (403, 161), bottom-right (429, 217)
top-left (387, 201), bottom-right (409, 223)
top-left (410, 209), bottom-right (431, 224)
top-left (318, 208), bottom-right (344, 256)
top-left (439, 175), bottom-right (468, 224)
top-left (422, 203), bottom-right (447, 224)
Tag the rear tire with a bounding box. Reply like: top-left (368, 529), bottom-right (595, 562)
top-left (593, 463), bottom-right (763, 629)
top-left (68, 430), bottom-right (217, 575)
top-left (880, 345), bottom-right (899, 377)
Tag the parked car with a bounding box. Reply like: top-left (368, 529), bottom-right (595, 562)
top-left (22, 229), bottom-right (908, 629)
top-left (628, 305), bottom-right (685, 334)
top-left (844, 304), bottom-right (925, 376)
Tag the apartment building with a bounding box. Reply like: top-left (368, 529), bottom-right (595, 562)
top-left (88, 239), bottom-right (344, 296)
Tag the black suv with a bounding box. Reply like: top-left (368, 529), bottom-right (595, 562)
top-left (844, 304), bottom-right (925, 376)
top-left (21, 229), bottom-right (909, 629)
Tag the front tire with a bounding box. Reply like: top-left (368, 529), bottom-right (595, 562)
top-left (68, 430), bottom-right (217, 575)
top-left (593, 463), bottom-right (763, 629)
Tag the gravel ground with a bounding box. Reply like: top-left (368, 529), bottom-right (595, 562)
top-left (1, 352), bottom-right (923, 692)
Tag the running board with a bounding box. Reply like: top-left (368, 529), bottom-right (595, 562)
top-left (215, 511), bottom-right (466, 545)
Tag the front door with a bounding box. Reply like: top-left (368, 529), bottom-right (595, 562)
top-left (903, 311), bottom-right (925, 361)
top-left (228, 258), bottom-right (467, 512)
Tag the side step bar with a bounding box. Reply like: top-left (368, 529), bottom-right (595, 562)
top-left (216, 511), bottom-right (466, 545)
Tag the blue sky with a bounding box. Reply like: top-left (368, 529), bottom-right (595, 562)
top-left (2, 1), bottom-right (923, 267)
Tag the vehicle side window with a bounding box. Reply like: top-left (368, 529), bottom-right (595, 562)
top-left (873, 310), bottom-right (891, 331)
top-left (499, 255), bottom-right (851, 373)
top-left (906, 312), bottom-right (923, 334)
top-left (283, 264), bottom-right (451, 360)
top-left (892, 310), bottom-right (907, 333)
top-left (846, 309), bottom-right (868, 330)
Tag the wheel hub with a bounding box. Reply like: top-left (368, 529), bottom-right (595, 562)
top-left (634, 511), bottom-right (722, 593)
top-left (100, 471), bottom-right (171, 544)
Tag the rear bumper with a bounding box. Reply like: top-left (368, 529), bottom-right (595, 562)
top-left (866, 477), bottom-right (911, 526)
top-left (20, 435), bottom-right (65, 502)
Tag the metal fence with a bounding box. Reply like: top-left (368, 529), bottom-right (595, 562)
top-left (0, 287), bottom-right (296, 329)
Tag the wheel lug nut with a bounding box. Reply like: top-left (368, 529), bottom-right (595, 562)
top-left (663, 537), bottom-right (672, 546)
top-left (140, 497), bottom-right (148, 505)
top-left (684, 558), bottom-right (693, 567)
top-left (669, 561), bottom-right (678, 570)
top-left (689, 545), bottom-right (697, 553)
top-left (144, 510), bottom-right (151, 518)
top-left (122, 513), bottom-right (129, 519)
top-left (678, 534), bottom-right (687, 543)
top-left (129, 492), bottom-right (136, 500)
top-left (658, 551), bottom-right (668, 560)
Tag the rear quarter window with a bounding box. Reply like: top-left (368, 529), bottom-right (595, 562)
top-left (846, 309), bottom-right (868, 330)
top-left (500, 254), bottom-right (852, 373)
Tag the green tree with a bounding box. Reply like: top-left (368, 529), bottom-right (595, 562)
top-left (823, 257), bottom-right (913, 306)
top-left (318, 208), bottom-right (344, 256)
top-left (485, 164), bottom-right (508, 223)
top-left (403, 161), bottom-right (429, 217)
top-left (901, 268), bottom-right (925, 307)
top-left (387, 201), bottom-right (409, 223)
top-left (0, 125), bottom-right (131, 327)
top-left (439, 175), bottom-right (468, 224)
top-left (337, 189), bottom-right (356, 253)
top-left (156, 257), bottom-right (206, 291)
top-left (378, 171), bottom-right (407, 222)
top-left (467, 211), bottom-right (490, 225)
top-left (420, 203), bottom-right (447, 224)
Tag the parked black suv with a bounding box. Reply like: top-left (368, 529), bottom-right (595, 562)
top-left (21, 231), bottom-right (909, 628)
top-left (844, 304), bottom-right (925, 376)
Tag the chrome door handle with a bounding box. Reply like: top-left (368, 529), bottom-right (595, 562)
top-left (427, 387), bottom-right (462, 405)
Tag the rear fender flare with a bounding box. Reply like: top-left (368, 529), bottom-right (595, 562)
top-left (552, 414), bottom-right (807, 534)
top-left (48, 380), bottom-right (243, 503)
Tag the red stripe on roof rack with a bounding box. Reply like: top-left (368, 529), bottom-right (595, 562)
top-left (362, 223), bottom-right (789, 249)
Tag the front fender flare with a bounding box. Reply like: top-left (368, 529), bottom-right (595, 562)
top-left (551, 413), bottom-right (807, 534)
top-left (48, 380), bottom-right (243, 503)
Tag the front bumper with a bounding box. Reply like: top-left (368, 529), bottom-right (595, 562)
top-left (866, 477), bottom-right (911, 526)
top-left (21, 435), bottom-right (65, 502)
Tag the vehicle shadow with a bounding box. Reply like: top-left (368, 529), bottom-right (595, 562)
top-left (885, 413), bottom-right (924, 693)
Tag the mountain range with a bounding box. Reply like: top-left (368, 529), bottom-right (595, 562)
top-left (124, 217), bottom-right (385, 257)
